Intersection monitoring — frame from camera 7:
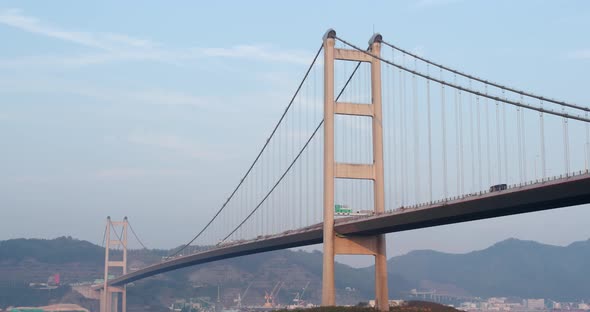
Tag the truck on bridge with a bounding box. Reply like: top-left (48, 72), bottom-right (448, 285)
top-left (335, 204), bottom-right (374, 216)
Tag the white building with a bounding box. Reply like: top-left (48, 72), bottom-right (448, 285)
top-left (525, 299), bottom-right (545, 310)
top-left (489, 298), bottom-right (507, 304)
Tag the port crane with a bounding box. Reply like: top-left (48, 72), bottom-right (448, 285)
top-left (263, 281), bottom-right (283, 308)
top-left (292, 281), bottom-right (310, 307)
top-left (234, 282), bottom-right (252, 308)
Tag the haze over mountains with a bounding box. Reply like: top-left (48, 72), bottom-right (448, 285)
top-left (1, 236), bottom-right (589, 309)
top-left (385, 238), bottom-right (590, 300)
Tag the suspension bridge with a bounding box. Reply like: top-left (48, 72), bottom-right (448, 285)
top-left (96, 29), bottom-right (590, 312)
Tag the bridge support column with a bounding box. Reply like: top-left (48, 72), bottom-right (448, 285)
top-left (111, 291), bottom-right (119, 312)
top-left (322, 29), bottom-right (337, 308)
top-left (375, 234), bottom-right (389, 311)
top-left (322, 29), bottom-right (389, 311)
top-left (122, 285), bottom-right (127, 312)
top-left (100, 290), bottom-right (105, 312)
top-left (99, 217), bottom-right (128, 312)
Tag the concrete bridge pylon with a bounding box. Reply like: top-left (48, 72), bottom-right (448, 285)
top-left (322, 29), bottom-right (389, 312)
top-left (100, 216), bottom-right (128, 312)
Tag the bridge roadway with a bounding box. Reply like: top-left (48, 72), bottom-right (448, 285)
top-left (104, 172), bottom-right (590, 287)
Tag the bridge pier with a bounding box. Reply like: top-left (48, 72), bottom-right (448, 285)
top-left (322, 29), bottom-right (389, 312)
top-left (111, 291), bottom-right (119, 312)
top-left (100, 287), bottom-right (126, 312)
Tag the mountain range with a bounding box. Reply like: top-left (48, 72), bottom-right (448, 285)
top-left (385, 237), bottom-right (590, 300)
top-left (1, 236), bottom-right (589, 310)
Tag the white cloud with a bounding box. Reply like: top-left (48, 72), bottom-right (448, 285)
top-left (95, 168), bottom-right (187, 180)
top-left (117, 89), bottom-right (213, 108)
top-left (195, 45), bottom-right (312, 65)
top-left (0, 8), bottom-right (157, 51)
top-left (127, 132), bottom-right (221, 159)
top-left (0, 75), bottom-right (228, 110)
top-left (0, 75), bottom-right (295, 117)
top-left (0, 8), bottom-right (313, 67)
top-left (0, 51), bottom-right (169, 67)
top-left (10, 169), bottom-right (188, 183)
top-left (0, 45), bottom-right (313, 68)
top-left (567, 49), bottom-right (590, 60)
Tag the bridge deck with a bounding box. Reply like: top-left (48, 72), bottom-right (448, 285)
top-left (104, 172), bottom-right (590, 287)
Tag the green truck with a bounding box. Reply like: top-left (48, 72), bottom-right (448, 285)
top-left (334, 204), bottom-right (352, 214)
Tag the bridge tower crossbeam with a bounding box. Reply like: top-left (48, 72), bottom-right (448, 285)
top-left (322, 29), bottom-right (389, 311)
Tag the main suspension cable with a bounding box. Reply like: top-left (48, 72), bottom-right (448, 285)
top-left (335, 37), bottom-right (590, 123)
top-left (101, 225), bottom-right (107, 248)
top-left (169, 44), bottom-right (324, 257)
top-left (220, 54), bottom-right (365, 244)
top-left (128, 219), bottom-right (148, 250)
top-left (381, 40), bottom-right (590, 113)
top-left (221, 120), bottom-right (324, 242)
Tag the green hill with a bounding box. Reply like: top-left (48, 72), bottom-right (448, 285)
top-left (0, 236), bottom-right (103, 265)
top-left (0, 237), bottom-right (411, 309)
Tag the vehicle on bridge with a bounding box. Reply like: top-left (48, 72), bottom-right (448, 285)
top-left (489, 184), bottom-right (507, 192)
top-left (334, 204), bottom-right (352, 215)
top-left (335, 204), bottom-right (375, 216)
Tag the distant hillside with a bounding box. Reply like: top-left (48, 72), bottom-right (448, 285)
top-left (0, 237), bottom-right (412, 310)
top-left (3, 236), bottom-right (590, 310)
top-left (386, 238), bottom-right (590, 300)
top-left (0, 237), bottom-right (103, 265)
top-left (125, 248), bottom-right (414, 308)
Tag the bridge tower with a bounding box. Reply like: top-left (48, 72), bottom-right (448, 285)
top-left (100, 216), bottom-right (128, 312)
top-left (322, 29), bottom-right (389, 311)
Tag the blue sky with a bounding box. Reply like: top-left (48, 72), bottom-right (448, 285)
top-left (0, 1), bottom-right (589, 267)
